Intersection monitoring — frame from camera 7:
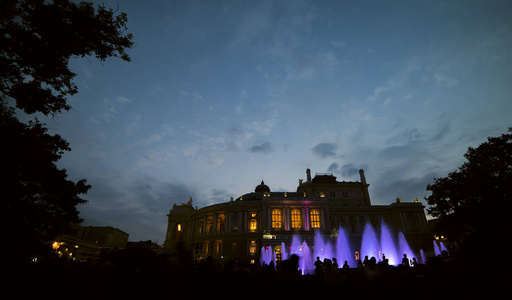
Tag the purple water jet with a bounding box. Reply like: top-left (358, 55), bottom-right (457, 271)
top-left (360, 222), bottom-right (380, 260)
top-left (281, 242), bottom-right (288, 261)
top-left (314, 230), bottom-right (334, 262)
top-left (336, 227), bottom-right (355, 267)
top-left (433, 240), bottom-right (442, 256)
top-left (398, 232), bottom-right (415, 264)
top-left (380, 220), bottom-right (399, 265)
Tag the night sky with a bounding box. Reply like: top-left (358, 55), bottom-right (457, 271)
top-left (34, 0), bottom-right (512, 242)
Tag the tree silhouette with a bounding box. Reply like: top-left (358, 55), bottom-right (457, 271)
top-left (425, 128), bottom-right (512, 252)
top-left (0, 0), bottom-right (133, 261)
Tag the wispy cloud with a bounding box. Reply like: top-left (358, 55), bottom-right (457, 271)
top-left (432, 73), bottom-right (459, 87)
top-left (116, 96), bottom-right (132, 103)
top-left (249, 110), bottom-right (279, 135)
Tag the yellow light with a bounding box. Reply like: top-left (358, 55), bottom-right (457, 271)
top-left (52, 241), bottom-right (62, 250)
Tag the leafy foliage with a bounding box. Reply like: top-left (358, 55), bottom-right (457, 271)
top-left (425, 128), bottom-right (512, 242)
top-left (0, 0), bottom-right (133, 259)
top-left (0, 0), bottom-right (134, 115)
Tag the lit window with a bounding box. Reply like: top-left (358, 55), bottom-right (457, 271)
top-left (177, 223), bottom-right (182, 232)
top-left (310, 209), bottom-right (321, 229)
top-left (291, 209), bottom-right (301, 229)
top-left (250, 219), bottom-right (257, 231)
top-left (217, 214), bottom-right (225, 232)
top-left (272, 209), bottom-right (282, 229)
top-left (250, 240), bottom-right (257, 254)
top-left (206, 216), bottom-right (213, 233)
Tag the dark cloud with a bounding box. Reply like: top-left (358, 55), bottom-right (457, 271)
top-left (328, 162), bottom-right (369, 180)
top-left (210, 188), bottom-right (236, 204)
top-left (79, 175), bottom-right (197, 242)
top-left (370, 171), bottom-right (439, 207)
top-left (250, 141), bottom-right (272, 154)
top-left (327, 162), bottom-right (339, 173)
top-left (312, 142), bottom-right (337, 158)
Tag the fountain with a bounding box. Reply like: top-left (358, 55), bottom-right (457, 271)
top-left (301, 241), bottom-right (313, 274)
top-left (398, 232), bottom-right (415, 262)
top-left (262, 221), bottom-right (428, 271)
top-left (380, 220), bottom-right (400, 265)
top-left (260, 246), bottom-right (274, 266)
top-left (336, 227), bottom-right (355, 267)
top-left (440, 241), bottom-right (449, 255)
top-left (433, 240), bottom-right (442, 256)
top-left (360, 222), bottom-right (381, 261)
top-left (314, 230), bottom-right (334, 262)
top-left (281, 242), bottom-right (288, 261)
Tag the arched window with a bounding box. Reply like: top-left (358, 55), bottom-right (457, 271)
top-left (217, 214), bottom-right (226, 232)
top-left (249, 219), bottom-right (258, 231)
top-left (310, 209), bottom-right (321, 229)
top-left (206, 216), bottom-right (213, 233)
top-left (291, 209), bottom-right (301, 229)
top-left (272, 209), bottom-right (282, 229)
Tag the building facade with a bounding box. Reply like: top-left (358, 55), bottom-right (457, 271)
top-left (163, 169), bottom-right (431, 264)
top-left (52, 223), bottom-right (129, 261)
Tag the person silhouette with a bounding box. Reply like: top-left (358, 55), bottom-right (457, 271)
top-left (402, 254), bottom-right (410, 267)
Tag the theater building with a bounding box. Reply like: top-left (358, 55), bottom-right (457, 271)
top-left (163, 169), bottom-right (431, 264)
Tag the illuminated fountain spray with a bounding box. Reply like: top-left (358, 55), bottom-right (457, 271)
top-left (314, 230), bottom-right (334, 262)
top-left (440, 241), bottom-right (449, 255)
top-left (433, 240), bottom-right (442, 256)
top-left (360, 222), bottom-right (381, 261)
top-left (289, 235), bottom-right (314, 274)
top-left (281, 242), bottom-right (288, 261)
top-left (359, 220), bottom-right (416, 266)
top-left (380, 220), bottom-right (400, 265)
top-left (263, 221), bottom-right (423, 271)
top-left (260, 246), bottom-right (274, 266)
top-left (336, 227), bottom-right (355, 267)
top-left (398, 232), bottom-right (415, 262)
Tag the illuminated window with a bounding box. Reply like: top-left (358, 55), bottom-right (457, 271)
top-left (177, 223), bottom-right (182, 232)
top-left (310, 209), bottom-right (321, 229)
top-left (206, 216), bottom-right (213, 233)
top-left (217, 214), bottom-right (225, 232)
top-left (250, 219), bottom-right (257, 231)
top-left (291, 209), bottom-right (301, 229)
top-left (215, 240), bottom-right (223, 255)
top-left (272, 209), bottom-right (282, 229)
top-left (250, 240), bottom-right (257, 254)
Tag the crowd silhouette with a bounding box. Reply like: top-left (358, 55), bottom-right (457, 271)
top-left (7, 242), bottom-right (507, 298)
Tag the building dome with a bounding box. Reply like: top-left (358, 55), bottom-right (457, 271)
top-left (255, 180), bottom-right (270, 193)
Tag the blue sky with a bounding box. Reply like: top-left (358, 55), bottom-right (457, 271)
top-left (38, 0), bottom-right (512, 242)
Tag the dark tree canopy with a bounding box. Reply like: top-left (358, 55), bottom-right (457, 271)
top-left (425, 128), bottom-right (512, 249)
top-left (0, 0), bottom-right (133, 115)
top-left (0, 0), bottom-right (133, 260)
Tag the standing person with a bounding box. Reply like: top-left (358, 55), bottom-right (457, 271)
top-left (402, 254), bottom-right (410, 267)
